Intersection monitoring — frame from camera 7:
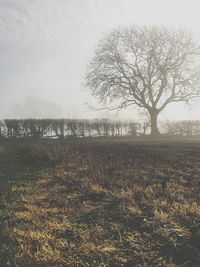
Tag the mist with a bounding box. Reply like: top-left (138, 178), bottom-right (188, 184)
top-left (1, 0), bottom-right (200, 120)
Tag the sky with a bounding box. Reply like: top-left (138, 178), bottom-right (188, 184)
top-left (0, 0), bottom-right (200, 121)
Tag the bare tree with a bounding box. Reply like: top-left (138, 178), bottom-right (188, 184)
top-left (85, 25), bottom-right (200, 136)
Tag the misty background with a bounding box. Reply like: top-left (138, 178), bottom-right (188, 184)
top-left (0, 0), bottom-right (200, 121)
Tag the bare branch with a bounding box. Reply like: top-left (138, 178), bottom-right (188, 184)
top-left (85, 25), bottom-right (200, 135)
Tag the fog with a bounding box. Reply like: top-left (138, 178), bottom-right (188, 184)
top-left (1, 0), bottom-right (200, 120)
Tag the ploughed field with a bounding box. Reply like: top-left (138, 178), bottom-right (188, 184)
top-left (0, 138), bottom-right (200, 267)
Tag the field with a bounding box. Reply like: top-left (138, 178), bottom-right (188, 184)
top-left (0, 138), bottom-right (200, 267)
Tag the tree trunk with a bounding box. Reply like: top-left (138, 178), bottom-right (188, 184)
top-left (149, 109), bottom-right (160, 137)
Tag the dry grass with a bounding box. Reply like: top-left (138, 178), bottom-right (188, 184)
top-left (0, 139), bottom-right (200, 266)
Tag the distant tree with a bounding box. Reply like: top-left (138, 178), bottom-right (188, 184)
top-left (52, 119), bottom-right (65, 139)
top-left (66, 120), bottom-right (78, 137)
top-left (91, 119), bottom-right (102, 136)
top-left (0, 120), bottom-right (5, 138)
top-left (4, 119), bottom-right (21, 138)
top-left (77, 120), bottom-right (87, 138)
top-left (85, 25), bottom-right (200, 136)
top-left (128, 122), bottom-right (141, 136)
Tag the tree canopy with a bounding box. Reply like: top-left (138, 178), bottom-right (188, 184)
top-left (85, 25), bottom-right (200, 136)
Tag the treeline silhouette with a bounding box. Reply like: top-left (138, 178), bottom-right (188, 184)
top-left (0, 119), bottom-right (200, 138)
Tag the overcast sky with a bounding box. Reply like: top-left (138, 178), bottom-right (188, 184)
top-left (1, 0), bottom-right (200, 120)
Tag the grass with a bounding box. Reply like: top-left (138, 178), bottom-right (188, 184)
top-left (0, 138), bottom-right (200, 266)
